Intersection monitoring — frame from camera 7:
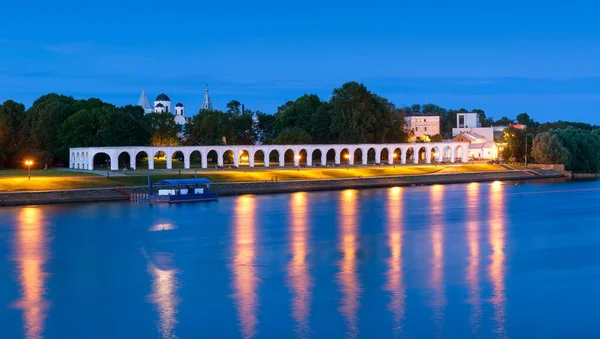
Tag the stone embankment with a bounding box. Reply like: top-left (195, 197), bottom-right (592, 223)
top-left (0, 170), bottom-right (565, 207)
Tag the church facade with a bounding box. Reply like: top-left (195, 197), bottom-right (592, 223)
top-left (136, 85), bottom-right (213, 125)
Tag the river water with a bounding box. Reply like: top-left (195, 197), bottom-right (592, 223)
top-left (1, 179), bottom-right (600, 339)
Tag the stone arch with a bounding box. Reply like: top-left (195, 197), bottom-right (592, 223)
top-left (311, 149), bottom-right (323, 166)
top-left (153, 150), bottom-right (167, 169)
top-left (223, 150), bottom-right (235, 167)
top-left (417, 146), bottom-right (427, 164)
top-left (297, 149), bottom-right (308, 167)
top-left (71, 152), bottom-right (76, 168)
top-left (340, 148), bottom-right (351, 165)
top-left (455, 145), bottom-right (464, 163)
top-left (284, 149), bottom-right (295, 166)
top-left (171, 150), bottom-right (185, 169)
top-left (405, 146), bottom-right (415, 164)
top-left (367, 148), bottom-right (377, 164)
top-left (325, 148), bottom-right (336, 166)
top-left (253, 149), bottom-right (266, 167)
top-left (353, 148), bottom-right (363, 165)
top-left (190, 150), bottom-right (203, 168)
top-left (442, 146), bottom-right (453, 163)
top-left (392, 147), bottom-right (402, 164)
top-left (430, 146), bottom-right (441, 163)
top-left (206, 149), bottom-right (218, 167)
top-left (268, 149), bottom-right (280, 167)
top-left (92, 152), bottom-right (111, 170)
top-left (380, 148), bottom-right (390, 164)
top-left (135, 151), bottom-right (149, 169)
top-left (237, 149), bottom-right (251, 167)
top-left (117, 151), bottom-right (132, 170)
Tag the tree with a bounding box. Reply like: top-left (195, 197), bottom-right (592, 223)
top-left (431, 134), bottom-right (444, 142)
top-left (273, 127), bottom-right (312, 144)
top-left (0, 100), bottom-right (26, 166)
top-left (185, 109), bottom-right (234, 145)
top-left (143, 112), bottom-right (181, 146)
top-left (516, 112), bottom-right (533, 126)
top-left (495, 117), bottom-right (514, 126)
top-left (274, 94), bottom-right (325, 136)
top-left (552, 127), bottom-right (600, 172)
top-left (531, 132), bottom-right (568, 164)
top-left (256, 112), bottom-right (276, 144)
top-left (501, 127), bottom-right (528, 161)
top-left (226, 100), bottom-right (242, 116)
top-left (329, 82), bottom-right (379, 143)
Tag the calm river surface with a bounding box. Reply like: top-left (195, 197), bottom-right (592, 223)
top-left (1, 180), bottom-right (600, 338)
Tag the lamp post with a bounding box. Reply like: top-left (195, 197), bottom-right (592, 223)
top-left (25, 160), bottom-right (33, 180)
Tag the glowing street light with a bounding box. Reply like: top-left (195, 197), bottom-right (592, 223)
top-left (296, 155), bottom-right (301, 160)
top-left (25, 160), bottom-right (33, 180)
top-left (393, 153), bottom-right (398, 159)
top-left (344, 154), bottom-right (350, 160)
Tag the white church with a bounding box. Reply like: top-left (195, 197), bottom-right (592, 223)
top-left (136, 85), bottom-right (213, 125)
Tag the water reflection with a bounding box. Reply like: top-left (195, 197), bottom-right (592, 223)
top-left (337, 190), bottom-right (361, 338)
top-left (287, 192), bottom-right (312, 338)
top-left (146, 252), bottom-right (179, 339)
top-left (466, 183), bottom-right (482, 334)
top-left (13, 207), bottom-right (49, 339)
top-left (386, 187), bottom-right (405, 334)
top-left (489, 182), bottom-right (506, 337)
top-left (232, 195), bottom-right (259, 339)
top-left (429, 185), bottom-right (446, 331)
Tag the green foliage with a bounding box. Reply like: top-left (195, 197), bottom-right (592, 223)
top-left (430, 134), bottom-right (444, 142)
top-left (501, 127), bottom-right (529, 162)
top-left (326, 82), bottom-right (409, 144)
top-left (256, 112), bottom-right (276, 144)
top-left (273, 127), bottom-right (312, 144)
top-left (552, 127), bottom-right (600, 172)
top-left (57, 105), bottom-right (151, 160)
top-left (0, 100), bottom-right (26, 166)
top-left (531, 132), bottom-right (569, 164)
top-left (530, 127), bottom-right (600, 172)
top-left (184, 108), bottom-right (257, 145)
top-left (274, 94), bottom-right (331, 143)
top-left (143, 112), bottom-right (181, 146)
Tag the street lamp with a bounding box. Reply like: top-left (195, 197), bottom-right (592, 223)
top-left (25, 160), bottom-right (33, 180)
top-left (393, 153), bottom-right (398, 159)
top-left (344, 154), bottom-right (350, 160)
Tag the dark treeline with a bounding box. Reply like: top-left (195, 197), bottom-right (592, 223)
top-left (499, 113), bottom-right (600, 173)
top-left (1, 81), bottom-right (599, 171)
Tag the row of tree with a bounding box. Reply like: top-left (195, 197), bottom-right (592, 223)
top-left (2, 81), bottom-right (599, 172)
top-left (0, 94), bottom-right (181, 168)
top-left (531, 127), bottom-right (600, 173)
top-left (184, 82), bottom-right (410, 146)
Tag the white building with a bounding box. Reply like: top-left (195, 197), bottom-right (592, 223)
top-left (452, 132), bottom-right (499, 160)
top-left (452, 112), bottom-right (506, 141)
top-left (136, 85), bottom-right (213, 126)
top-left (404, 113), bottom-right (440, 137)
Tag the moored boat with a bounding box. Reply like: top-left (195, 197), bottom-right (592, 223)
top-left (130, 178), bottom-right (218, 204)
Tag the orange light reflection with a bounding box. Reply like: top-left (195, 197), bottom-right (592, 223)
top-left (429, 185), bottom-right (446, 331)
top-left (147, 253), bottom-right (179, 339)
top-left (14, 207), bottom-right (49, 339)
top-left (232, 195), bottom-right (259, 339)
top-left (466, 182), bottom-right (482, 334)
top-left (337, 189), bottom-right (360, 338)
top-left (386, 187), bottom-right (405, 334)
top-left (489, 182), bottom-right (506, 336)
top-left (287, 192), bottom-right (312, 337)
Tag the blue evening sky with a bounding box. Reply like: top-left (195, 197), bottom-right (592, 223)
top-left (1, 0), bottom-right (599, 123)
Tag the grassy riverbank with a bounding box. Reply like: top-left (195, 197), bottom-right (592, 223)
top-left (0, 164), bottom-right (504, 191)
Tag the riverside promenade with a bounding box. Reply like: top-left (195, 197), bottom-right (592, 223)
top-left (0, 168), bottom-right (565, 207)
